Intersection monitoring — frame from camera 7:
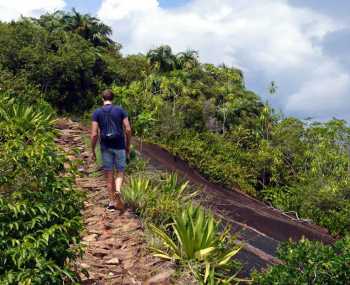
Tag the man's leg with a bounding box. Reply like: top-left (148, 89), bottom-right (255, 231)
top-left (104, 169), bottom-right (124, 210)
top-left (101, 148), bottom-right (122, 210)
top-left (115, 171), bottom-right (124, 193)
top-left (104, 170), bottom-right (117, 203)
top-left (114, 149), bottom-right (126, 209)
top-left (114, 171), bottom-right (125, 210)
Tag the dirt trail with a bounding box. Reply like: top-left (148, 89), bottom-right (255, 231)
top-left (55, 119), bottom-right (175, 285)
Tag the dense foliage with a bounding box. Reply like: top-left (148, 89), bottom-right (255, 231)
top-left (0, 10), bottom-right (133, 112)
top-left (0, 88), bottom-right (83, 282)
top-left (112, 50), bottom-right (350, 236)
top-left (253, 237), bottom-right (350, 284)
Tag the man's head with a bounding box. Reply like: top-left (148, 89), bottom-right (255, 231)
top-left (102, 89), bottom-right (114, 102)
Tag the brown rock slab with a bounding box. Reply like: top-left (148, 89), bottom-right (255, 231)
top-left (145, 270), bottom-right (174, 285)
top-left (83, 234), bottom-right (98, 242)
top-left (92, 248), bottom-right (110, 258)
top-left (105, 257), bottom-right (120, 265)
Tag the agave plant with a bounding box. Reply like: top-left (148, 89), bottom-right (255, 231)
top-left (149, 204), bottom-right (241, 283)
top-left (121, 176), bottom-right (153, 211)
top-left (162, 172), bottom-right (186, 193)
top-left (189, 262), bottom-right (244, 285)
top-left (161, 172), bottom-right (197, 201)
top-left (122, 174), bottom-right (198, 224)
top-left (0, 95), bottom-right (55, 140)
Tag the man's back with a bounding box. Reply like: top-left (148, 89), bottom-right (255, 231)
top-left (92, 104), bottom-right (128, 150)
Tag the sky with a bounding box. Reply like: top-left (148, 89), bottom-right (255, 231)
top-left (0, 0), bottom-right (349, 122)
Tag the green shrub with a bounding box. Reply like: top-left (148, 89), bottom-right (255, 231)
top-left (261, 180), bottom-right (350, 236)
top-left (0, 93), bottom-right (83, 284)
top-left (122, 147), bottom-right (243, 284)
top-left (157, 130), bottom-right (257, 196)
top-left (0, 69), bottom-right (45, 106)
top-left (125, 147), bottom-right (147, 174)
top-left (252, 237), bottom-right (350, 285)
top-left (149, 204), bottom-right (242, 284)
top-left (122, 176), bottom-right (152, 213)
top-left (122, 174), bottom-right (195, 225)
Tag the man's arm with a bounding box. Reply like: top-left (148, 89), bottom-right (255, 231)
top-left (123, 117), bottom-right (132, 155)
top-left (91, 121), bottom-right (99, 160)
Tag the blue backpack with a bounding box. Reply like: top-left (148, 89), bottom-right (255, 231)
top-left (100, 106), bottom-right (120, 142)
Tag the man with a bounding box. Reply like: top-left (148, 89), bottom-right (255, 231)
top-left (91, 89), bottom-right (132, 212)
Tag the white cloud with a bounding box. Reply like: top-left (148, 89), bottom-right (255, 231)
top-left (0, 0), bottom-right (65, 22)
top-left (98, 0), bottom-right (158, 21)
top-left (97, 0), bottom-right (349, 121)
top-left (98, 0), bottom-right (336, 66)
top-left (286, 61), bottom-right (350, 119)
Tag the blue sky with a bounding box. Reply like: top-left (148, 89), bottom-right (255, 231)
top-left (64, 0), bottom-right (190, 14)
top-left (65, 0), bottom-right (101, 14)
top-left (0, 0), bottom-right (349, 121)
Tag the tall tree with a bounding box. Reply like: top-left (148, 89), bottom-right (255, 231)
top-left (36, 9), bottom-right (114, 48)
top-left (146, 45), bottom-right (177, 73)
top-left (63, 9), bottom-right (114, 47)
top-left (176, 50), bottom-right (199, 70)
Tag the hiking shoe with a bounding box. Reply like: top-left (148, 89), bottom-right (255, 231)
top-left (106, 201), bottom-right (125, 213)
top-left (115, 195), bottom-right (125, 211)
top-left (106, 203), bottom-right (117, 212)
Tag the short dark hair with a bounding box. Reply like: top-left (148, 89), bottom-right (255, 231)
top-left (102, 89), bottom-right (114, 101)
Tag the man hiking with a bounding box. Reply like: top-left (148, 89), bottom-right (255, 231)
top-left (91, 89), bottom-right (132, 212)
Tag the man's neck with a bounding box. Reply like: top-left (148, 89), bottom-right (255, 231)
top-left (103, 100), bottom-right (112, 106)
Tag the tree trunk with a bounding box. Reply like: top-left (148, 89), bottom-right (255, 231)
top-left (140, 137), bottom-right (143, 153)
top-left (222, 112), bottom-right (226, 134)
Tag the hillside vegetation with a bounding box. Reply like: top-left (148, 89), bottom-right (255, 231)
top-left (0, 83), bottom-right (83, 282)
top-left (113, 48), bottom-right (350, 237)
top-left (0, 10), bottom-right (349, 284)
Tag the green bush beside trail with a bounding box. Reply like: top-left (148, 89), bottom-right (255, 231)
top-left (0, 93), bottom-right (83, 284)
top-left (253, 237), bottom-right (350, 285)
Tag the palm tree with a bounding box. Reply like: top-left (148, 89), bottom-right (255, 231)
top-left (63, 9), bottom-right (113, 47)
top-left (35, 9), bottom-right (114, 47)
top-left (176, 50), bottom-right (199, 70)
top-left (269, 81), bottom-right (278, 95)
top-left (146, 45), bottom-right (177, 73)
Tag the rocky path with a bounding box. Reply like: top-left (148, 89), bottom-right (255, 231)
top-left (55, 119), bottom-right (174, 285)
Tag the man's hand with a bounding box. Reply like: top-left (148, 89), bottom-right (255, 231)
top-left (91, 121), bottom-right (99, 163)
top-left (123, 117), bottom-right (132, 163)
top-left (91, 151), bottom-right (96, 162)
